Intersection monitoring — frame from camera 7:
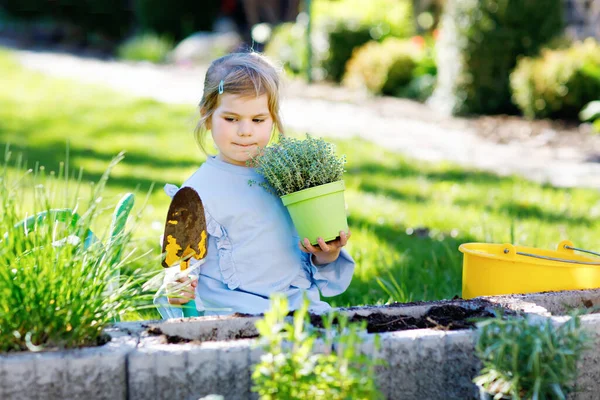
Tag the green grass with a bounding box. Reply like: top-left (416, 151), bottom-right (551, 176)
top-left (1, 46), bottom-right (600, 319)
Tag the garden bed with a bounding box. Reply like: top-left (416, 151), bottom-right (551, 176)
top-left (4, 290), bottom-right (600, 400)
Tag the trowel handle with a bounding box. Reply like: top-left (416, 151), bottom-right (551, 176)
top-left (182, 302), bottom-right (199, 318)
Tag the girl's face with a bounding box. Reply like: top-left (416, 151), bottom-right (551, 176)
top-left (209, 93), bottom-right (274, 166)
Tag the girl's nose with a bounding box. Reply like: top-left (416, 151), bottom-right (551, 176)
top-left (238, 121), bottom-right (252, 136)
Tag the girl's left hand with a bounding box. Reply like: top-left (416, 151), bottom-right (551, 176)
top-left (299, 230), bottom-right (351, 266)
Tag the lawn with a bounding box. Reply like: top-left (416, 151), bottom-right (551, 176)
top-left (2, 47), bottom-right (600, 319)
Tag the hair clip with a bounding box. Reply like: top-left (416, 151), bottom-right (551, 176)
top-left (218, 80), bottom-right (224, 94)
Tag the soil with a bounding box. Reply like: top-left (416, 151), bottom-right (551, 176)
top-left (308, 305), bottom-right (495, 333)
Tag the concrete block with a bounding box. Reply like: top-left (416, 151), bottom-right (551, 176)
top-left (248, 344), bottom-right (264, 400)
top-left (128, 338), bottom-right (253, 400)
top-left (185, 342), bottom-right (222, 399)
top-left (0, 338), bottom-right (130, 400)
top-left (214, 340), bottom-right (252, 400)
top-left (381, 331), bottom-right (420, 400)
top-left (443, 330), bottom-right (480, 400)
top-left (35, 352), bottom-right (68, 399)
top-left (0, 352), bottom-right (38, 400)
top-left (571, 315), bottom-right (600, 398)
top-left (67, 346), bottom-right (127, 400)
top-left (415, 330), bottom-right (447, 399)
top-left (148, 315), bottom-right (261, 341)
top-left (356, 334), bottom-right (389, 399)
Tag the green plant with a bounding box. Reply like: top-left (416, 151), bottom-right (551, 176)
top-left (265, 22), bottom-right (309, 77)
top-left (474, 314), bottom-right (590, 399)
top-left (250, 134), bottom-right (346, 197)
top-left (117, 33), bottom-right (174, 63)
top-left (511, 39), bottom-right (600, 120)
top-left (344, 37), bottom-right (423, 95)
top-left (0, 149), bottom-right (151, 352)
top-left (315, 0), bottom-right (414, 83)
top-left (433, 0), bottom-right (564, 115)
top-left (580, 100), bottom-right (600, 132)
top-left (252, 294), bottom-right (383, 399)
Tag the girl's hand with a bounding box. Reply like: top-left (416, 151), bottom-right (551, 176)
top-left (167, 275), bottom-right (198, 305)
top-left (298, 230), bottom-right (351, 266)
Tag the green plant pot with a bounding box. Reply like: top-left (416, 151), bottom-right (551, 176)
top-left (281, 180), bottom-right (348, 245)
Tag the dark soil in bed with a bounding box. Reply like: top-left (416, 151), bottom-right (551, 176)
top-left (308, 305), bottom-right (495, 333)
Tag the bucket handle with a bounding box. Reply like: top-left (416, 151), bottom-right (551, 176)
top-left (512, 240), bottom-right (600, 265)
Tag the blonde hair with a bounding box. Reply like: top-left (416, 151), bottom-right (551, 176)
top-left (195, 52), bottom-right (284, 153)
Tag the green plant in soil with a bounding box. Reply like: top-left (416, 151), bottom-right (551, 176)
top-left (252, 294), bottom-right (384, 400)
top-left (0, 149), bottom-right (152, 352)
top-left (474, 313), bottom-right (590, 400)
top-left (249, 134), bottom-right (346, 197)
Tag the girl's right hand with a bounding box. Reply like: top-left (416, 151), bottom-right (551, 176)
top-left (167, 275), bottom-right (198, 305)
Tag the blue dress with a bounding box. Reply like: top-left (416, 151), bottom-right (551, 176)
top-left (155, 156), bottom-right (355, 318)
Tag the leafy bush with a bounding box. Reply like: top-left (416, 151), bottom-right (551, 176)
top-left (314, 0), bottom-right (414, 82)
top-left (344, 37), bottom-right (423, 95)
top-left (511, 39), bottom-right (600, 119)
top-left (313, 0), bottom-right (414, 39)
top-left (474, 314), bottom-right (590, 399)
top-left (133, 0), bottom-right (220, 41)
top-left (250, 134), bottom-right (346, 197)
top-left (432, 0), bottom-right (564, 115)
top-left (321, 22), bottom-right (374, 83)
top-left (580, 100), bottom-right (600, 132)
top-left (117, 33), bottom-right (174, 63)
top-left (264, 22), bottom-right (309, 77)
top-left (252, 294), bottom-right (383, 399)
top-left (0, 150), bottom-right (149, 352)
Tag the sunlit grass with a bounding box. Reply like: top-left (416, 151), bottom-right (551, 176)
top-left (2, 47), bottom-right (600, 318)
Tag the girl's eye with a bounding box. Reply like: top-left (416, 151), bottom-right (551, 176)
top-left (224, 117), bottom-right (236, 122)
top-left (253, 119), bottom-right (264, 123)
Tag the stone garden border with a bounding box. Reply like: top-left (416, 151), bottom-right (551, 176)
top-left (3, 289), bottom-right (600, 399)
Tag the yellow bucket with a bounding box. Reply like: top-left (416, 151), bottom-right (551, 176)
top-left (459, 240), bottom-right (600, 299)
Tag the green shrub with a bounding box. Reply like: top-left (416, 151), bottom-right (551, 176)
top-left (133, 0), bottom-right (220, 41)
top-left (321, 22), bottom-right (374, 83)
top-left (474, 314), bottom-right (590, 399)
top-left (432, 0), bottom-right (564, 115)
top-left (511, 39), bottom-right (600, 119)
top-left (314, 0), bottom-right (415, 82)
top-left (0, 150), bottom-right (150, 352)
top-left (313, 0), bottom-right (414, 39)
top-left (117, 33), bottom-right (174, 63)
top-left (252, 294), bottom-right (384, 399)
top-left (264, 22), bottom-right (309, 77)
top-left (344, 38), bottom-right (423, 95)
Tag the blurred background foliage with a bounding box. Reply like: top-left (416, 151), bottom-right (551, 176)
top-left (2, 0), bottom-right (599, 123)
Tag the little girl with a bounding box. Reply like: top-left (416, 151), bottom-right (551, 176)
top-left (155, 52), bottom-right (355, 318)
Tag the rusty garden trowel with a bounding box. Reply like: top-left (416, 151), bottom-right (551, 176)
top-left (162, 187), bottom-right (208, 318)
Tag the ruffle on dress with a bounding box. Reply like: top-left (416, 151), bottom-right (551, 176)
top-left (204, 210), bottom-right (240, 290)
